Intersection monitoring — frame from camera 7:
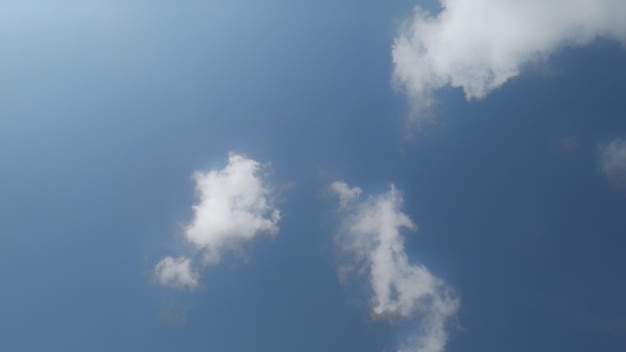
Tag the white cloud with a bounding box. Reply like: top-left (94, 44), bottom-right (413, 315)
top-left (154, 153), bottom-right (280, 290)
top-left (392, 0), bottom-right (626, 123)
top-left (331, 182), bottom-right (459, 352)
top-left (185, 153), bottom-right (280, 265)
top-left (154, 256), bottom-right (199, 292)
top-left (330, 181), bottom-right (362, 209)
top-left (600, 138), bottom-right (626, 189)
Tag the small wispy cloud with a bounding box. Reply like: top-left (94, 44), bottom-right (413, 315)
top-left (154, 256), bottom-right (199, 291)
top-left (392, 0), bottom-right (626, 125)
top-left (561, 137), bottom-right (581, 153)
top-left (330, 180), bottom-right (363, 209)
top-left (158, 302), bottom-right (191, 326)
top-left (330, 181), bottom-right (459, 352)
top-left (599, 138), bottom-right (626, 189)
top-left (154, 153), bottom-right (280, 291)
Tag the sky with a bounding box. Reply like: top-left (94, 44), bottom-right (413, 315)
top-left (1, 1), bottom-right (626, 351)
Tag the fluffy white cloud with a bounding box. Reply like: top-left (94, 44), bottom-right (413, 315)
top-left (392, 0), bottom-right (626, 122)
top-left (331, 181), bottom-right (459, 352)
top-left (600, 138), bottom-right (626, 189)
top-left (186, 153), bottom-right (280, 265)
top-left (154, 256), bottom-right (199, 292)
top-left (154, 153), bottom-right (280, 290)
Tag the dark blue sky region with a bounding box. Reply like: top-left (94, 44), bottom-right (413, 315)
top-left (1, 1), bottom-right (626, 352)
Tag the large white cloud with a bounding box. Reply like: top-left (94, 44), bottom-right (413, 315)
top-left (154, 153), bottom-right (280, 291)
top-left (331, 181), bottom-right (459, 352)
top-left (599, 138), bottom-right (626, 189)
top-left (392, 0), bottom-right (626, 123)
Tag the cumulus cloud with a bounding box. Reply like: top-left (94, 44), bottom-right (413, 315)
top-left (331, 181), bottom-right (459, 352)
top-left (154, 153), bottom-right (280, 291)
top-left (154, 256), bottom-right (199, 292)
top-left (392, 0), bottom-right (626, 123)
top-left (186, 153), bottom-right (280, 265)
top-left (599, 138), bottom-right (626, 189)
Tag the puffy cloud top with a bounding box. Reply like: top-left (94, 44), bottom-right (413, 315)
top-left (186, 153), bottom-right (280, 265)
top-left (392, 0), bottom-right (626, 122)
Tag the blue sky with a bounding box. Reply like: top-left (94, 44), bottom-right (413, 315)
top-left (2, 1), bottom-right (626, 351)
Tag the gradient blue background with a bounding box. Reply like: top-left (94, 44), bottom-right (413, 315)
top-left (1, 1), bottom-right (625, 351)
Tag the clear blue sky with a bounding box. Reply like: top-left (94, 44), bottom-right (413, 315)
top-left (1, 1), bottom-right (626, 351)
